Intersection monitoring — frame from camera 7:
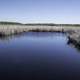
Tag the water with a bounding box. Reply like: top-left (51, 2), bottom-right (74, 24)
top-left (0, 32), bottom-right (80, 80)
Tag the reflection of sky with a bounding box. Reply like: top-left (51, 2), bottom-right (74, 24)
top-left (0, 0), bottom-right (80, 24)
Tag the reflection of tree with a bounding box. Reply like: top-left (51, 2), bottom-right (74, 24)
top-left (67, 39), bottom-right (80, 52)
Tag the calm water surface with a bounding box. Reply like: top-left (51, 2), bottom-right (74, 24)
top-left (0, 32), bottom-right (80, 80)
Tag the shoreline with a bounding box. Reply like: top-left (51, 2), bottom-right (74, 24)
top-left (0, 24), bottom-right (80, 46)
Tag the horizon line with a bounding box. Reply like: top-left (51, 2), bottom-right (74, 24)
top-left (0, 21), bottom-right (80, 25)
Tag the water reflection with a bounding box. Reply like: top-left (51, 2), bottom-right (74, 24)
top-left (0, 32), bottom-right (80, 52)
top-left (67, 39), bottom-right (80, 51)
top-left (0, 32), bottom-right (65, 41)
top-left (0, 32), bottom-right (26, 42)
top-left (0, 32), bottom-right (80, 80)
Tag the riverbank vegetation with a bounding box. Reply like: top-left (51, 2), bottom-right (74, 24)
top-left (0, 21), bottom-right (80, 47)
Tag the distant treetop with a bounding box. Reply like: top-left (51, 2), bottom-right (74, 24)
top-left (0, 21), bottom-right (23, 25)
top-left (0, 21), bottom-right (80, 26)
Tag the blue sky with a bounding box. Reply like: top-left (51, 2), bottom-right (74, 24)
top-left (0, 0), bottom-right (80, 24)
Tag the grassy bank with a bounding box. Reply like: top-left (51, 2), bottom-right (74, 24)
top-left (0, 22), bottom-right (80, 35)
top-left (0, 22), bottom-right (80, 47)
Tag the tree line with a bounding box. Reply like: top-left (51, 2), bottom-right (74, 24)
top-left (0, 21), bottom-right (80, 26)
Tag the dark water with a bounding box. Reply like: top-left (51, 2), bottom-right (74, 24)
top-left (0, 32), bottom-right (80, 80)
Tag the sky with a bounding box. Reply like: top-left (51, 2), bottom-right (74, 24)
top-left (0, 0), bottom-right (80, 24)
